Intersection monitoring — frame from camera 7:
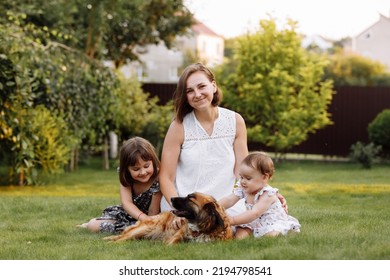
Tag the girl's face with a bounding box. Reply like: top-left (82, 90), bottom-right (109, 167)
top-left (128, 158), bottom-right (154, 183)
top-left (238, 163), bottom-right (268, 194)
top-left (185, 71), bottom-right (216, 111)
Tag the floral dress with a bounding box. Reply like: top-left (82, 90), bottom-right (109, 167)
top-left (97, 180), bottom-right (160, 233)
top-left (233, 185), bottom-right (301, 237)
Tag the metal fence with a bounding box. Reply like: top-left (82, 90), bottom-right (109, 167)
top-left (142, 83), bottom-right (176, 105)
top-left (286, 86), bottom-right (390, 156)
top-left (142, 83), bottom-right (390, 156)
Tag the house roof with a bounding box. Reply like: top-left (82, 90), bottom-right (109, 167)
top-left (302, 34), bottom-right (334, 49)
top-left (191, 19), bottom-right (222, 38)
top-left (354, 13), bottom-right (390, 38)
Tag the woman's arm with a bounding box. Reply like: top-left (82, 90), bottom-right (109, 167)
top-left (277, 192), bottom-right (288, 213)
top-left (159, 121), bottom-right (184, 207)
top-left (233, 113), bottom-right (248, 177)
top-left (148, 191), bottom-right (162, 216)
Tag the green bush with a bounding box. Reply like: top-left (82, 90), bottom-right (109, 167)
top-left (349, 141), bottom-right (381, 169)
top-left (219, 18), bottom-right (334, 160)
top-left (368, 109), bottom-right (390, 157)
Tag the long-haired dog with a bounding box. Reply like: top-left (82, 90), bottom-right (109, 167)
top-left (103, 192), bottom-right (233, 244)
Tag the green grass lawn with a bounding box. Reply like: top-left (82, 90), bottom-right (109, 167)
top-left (0, 160), bottom-right (389, 260)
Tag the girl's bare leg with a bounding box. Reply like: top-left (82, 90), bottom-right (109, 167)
top-left (235, 227), bottom-right (252, 239)
top-left (77, 218), bottom-right (115, 233)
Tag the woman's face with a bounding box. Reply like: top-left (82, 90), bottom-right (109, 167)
top-left (128, 158), bottom-right (154, 183)
top-left (185, 71), bottom-right (216, 111)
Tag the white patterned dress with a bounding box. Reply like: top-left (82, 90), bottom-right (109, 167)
top-left (233, 185), bottom-right (301, 237)
top-left (161, 107), bottom-right (246, 216)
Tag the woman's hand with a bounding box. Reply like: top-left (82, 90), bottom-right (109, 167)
top-left (172, 216), bottom-right (186, 230)
top-left (228, 216), bottom-right (235, 225)
top-left (277, 193), bottom-right (288, 214)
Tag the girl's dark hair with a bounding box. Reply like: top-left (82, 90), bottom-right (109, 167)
top-left (173, 62), bottom-right (222, 122)
top-left (242, 151), bottom-right (275, 179)
top-left (119, 137), bottom-right (160, 187)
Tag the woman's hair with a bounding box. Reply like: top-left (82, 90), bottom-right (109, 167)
top-left (242, 151), bottom-right (275, 179)
top-left (118, 137), bottom-right (160, 187)
top-left (173, 62), bottom-right (222, 122)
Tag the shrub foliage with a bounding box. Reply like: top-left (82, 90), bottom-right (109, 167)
top-left (368, 109), bottom-right (390, 157)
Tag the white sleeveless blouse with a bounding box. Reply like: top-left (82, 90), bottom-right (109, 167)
top-left (161, 107), bottom-right (246, 216)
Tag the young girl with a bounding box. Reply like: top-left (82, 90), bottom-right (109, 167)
top-left (219, 151), bottom-right (301, 239)
top-left (78, 137), bottom-right (162, 233)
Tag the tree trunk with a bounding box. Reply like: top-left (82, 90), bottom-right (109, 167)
top-left (75, 148), bottom-right (79, 171)
top-left (18, 169), bottom-right (24, 187)
top-left (68, 149), bottom-right (75, 172)
top-left (103, 135), bottom-right (109, 170)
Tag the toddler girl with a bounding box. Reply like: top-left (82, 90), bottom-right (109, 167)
top-left (219, 151), bottom-right (301, 239)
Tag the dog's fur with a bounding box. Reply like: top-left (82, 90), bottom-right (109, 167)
top-left (103, 192), bottom-right (233, 244)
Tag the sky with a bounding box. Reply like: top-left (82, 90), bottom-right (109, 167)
top-left (184, 0), bottom-right (390, 40)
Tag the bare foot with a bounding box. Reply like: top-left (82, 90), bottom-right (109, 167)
top-left (76, 223), bottom-right (88, 228)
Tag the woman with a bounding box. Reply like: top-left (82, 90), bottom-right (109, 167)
top-left (159, 63), bottom-right (248, 218)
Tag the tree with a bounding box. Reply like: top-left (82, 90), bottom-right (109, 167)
top-left (0, 17), bottom-right (111, 184)
top-left (0, 0), bottom-right (194, 67)
top-left (1, 1), bottom-right (192, 183)
top-left (368, 109), bottom-right (390, 157)
top-left (1, 0), bottom-right (193, 172)
top-left (324, 49), bottom-right (390, 86)
top-left (218, 18), bottom-right (334, 158)
top-left (102, 0), bottom-right (194, 67)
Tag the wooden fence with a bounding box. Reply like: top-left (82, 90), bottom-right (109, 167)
top-left (142, 84), bottom-right (390, 157)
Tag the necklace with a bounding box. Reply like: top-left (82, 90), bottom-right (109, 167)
top-left (196, 108), bottom-right (218, 135)
top-left (204, 123), bottom-right (214, 132)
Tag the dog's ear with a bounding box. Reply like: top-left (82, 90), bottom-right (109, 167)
top-left (197, 202), bottom-right (225, 233)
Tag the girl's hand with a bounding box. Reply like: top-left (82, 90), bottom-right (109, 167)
top-left (140, 214), bottom-right (164, 223)
top-left (138, 213), bottom-right (152, 222)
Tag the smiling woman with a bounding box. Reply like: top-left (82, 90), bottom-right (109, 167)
top-left (159, 63), bottom-right (248, 218)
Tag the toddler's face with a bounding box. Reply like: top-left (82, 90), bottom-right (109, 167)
top-left (238, 163), bottom-right (267, 194)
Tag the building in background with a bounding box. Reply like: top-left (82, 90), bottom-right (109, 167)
top-left (121, 19), bottom-right (224, 83)
top-left (301, 34), bottom-right (334, 52)
top-left (352, 13), bottom-right (390, 70)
